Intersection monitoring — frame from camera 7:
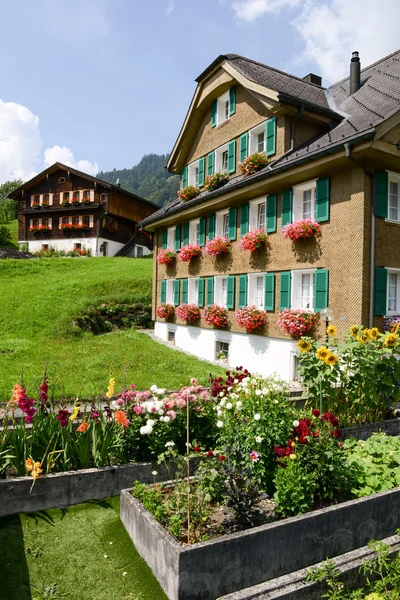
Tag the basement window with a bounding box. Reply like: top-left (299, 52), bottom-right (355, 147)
top-left (167, 330), bottom-right (176, 344)
top-left (216, 341), bottom-right (229, 360)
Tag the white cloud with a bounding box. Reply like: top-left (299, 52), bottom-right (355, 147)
top-left (166, 0), bottom-right (174, 16)
top-left (43, 146), bottom-right (99, 176)
top-left (232, 0), bottom-right (301, 21)
top-left (0, 99), bottom-right (99, 184)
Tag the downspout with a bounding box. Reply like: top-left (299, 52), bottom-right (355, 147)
top-left (267, 104), bottom-right (305, 170)
top-left (344, 142), bottom-right (376, 327)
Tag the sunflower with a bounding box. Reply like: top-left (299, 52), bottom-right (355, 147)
top-left (369, 327), bottom-right (379, 339)
top-left (324, 352), bottom-right (339, 366)
top-left (297, 339), bottom-right (312, 353)
top-left (349, 325), bottom-right (360, 337)
top-left (316, 346), bottom-right (330, 360)
top-left (384, 333), bottom-right (399, 348)
top-left (326, 324), bottom-right (337, 337)
top-left (357, 330), bottom-right (371, 344)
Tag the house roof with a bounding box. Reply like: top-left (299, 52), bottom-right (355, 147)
top-left (141, 49), bottom-right (400, 228)
top-left (8, 162), bottom-right (159, 208)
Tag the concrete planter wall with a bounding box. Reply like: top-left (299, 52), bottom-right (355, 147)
top-left (120, 485), bottom-right (400, 600)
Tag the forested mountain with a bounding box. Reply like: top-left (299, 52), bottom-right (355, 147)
top-left (97, 154), bottom-right (179, 207)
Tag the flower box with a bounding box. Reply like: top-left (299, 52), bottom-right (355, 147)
top-left (282, 219), bottom-right (321, 242)
top-left (239, 152), bottom-right (268, 177)
top-left (179, 244), bottom-right (201, 262)
top-left (82, 199), bottom-right (91, 205)
top-left (203, 304), bottom-right (229, 328)
top-left (61, 223), bottom-right (87, 232)
top-left (32, 203), bottom-right (40, 209)
top-left (204, 171), bottom-right (229, 192)
top-left (157, 249), bottom-right (177, 265)
top-left (204, 236), bottom-right (230, 257)
top-left (71, 199), bottom-right (80, 205)
top-left (178, 186), bottom-right (200, 203)
top-left (156, 304), bottom-right (175, 321)
top-left (239, 229), bottom-right (270, 252)
top-left (235, 305), bottom-right (267, 332)
top-left (41, 202), bottom-right (49, 208)
top-left (121, 484), bottom-right (400, 600)
top-left (61, 200), bottom-right (70, 206)
top-left (277, 309), bottom-right (320, 338)
top-left (176, 304), bottom-right (201, 323)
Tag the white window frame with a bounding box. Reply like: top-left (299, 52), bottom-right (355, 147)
top-left (188, 160), bottom-right (200, 187)
top-left (247, 273), bottom-right (264, 309)
top-left (215, 209), bottom-right (229, 238)
top-left (189, 219), bottom-right (200, 245)
top-left (291, 269), bottom-right (316, 311)
top-left (214, 276), bottom-right (228, 308)
top-left (293, 180), bottom-right (317, 222)
top-left (249, 197), bottom-right (266, 231)
top-left (30, 217), bottom-right (52, 229)
top-left (387, 172), bottom-right (400, 223)
top-left (387, 268), bottom-right (400, 316)
top-left (166, 279), bottom-right (175, 305)
top-left (188, 278), bottom-right (199, 304)
top-left (248, 121), bottom-right (267, 155)
top-left (215, 142), bottom-right (229, 173)
top-left (167, 226), bottom-right (175, 249)
top-left (216, 91), bottom-right (230, 126)
top-left (216, 340), bottom-right (230, 359)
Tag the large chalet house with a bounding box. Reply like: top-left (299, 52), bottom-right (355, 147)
top-left (140, 50), bottom-right (400, 381)
top-left (11, 163), bottom-right (157, 257)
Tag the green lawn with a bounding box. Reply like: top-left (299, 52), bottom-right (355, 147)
top-left (0, 497), bottom-right (168, 600)
top-left (0, 257), bottom-right (224, 400)
top-left (1, 219), bottom-right (19, 248)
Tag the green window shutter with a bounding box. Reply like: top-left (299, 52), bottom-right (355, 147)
top-left (207, 151), bottom-right (215, 176)
top-left (228, 207), bottom-right (237, 241)
top-left (211, 100), bottom-right (217, 128)
top-left (281, 189), bottom-right (293, 227)
top-left (240, 133), bottom-right (248, 162)
top-left (266, 194), bottom-right (277, 233)
top-left (266, 117), bottom-right (276, 157)
top-left (181, 279), bottom-right (188, 304)
top-left (182, 166), bottom-right (188, 188)
top-left (175, 224), bottom-right (181, 251)
top-left (240, 203), bottom-right (249, 236)
top-left (208, 213), bottom-right (216, 241)
top-left (264, 273), bottom-right (275, 311)
top-left (238, 275), bottom-right (248, 308)
top-left (376, 170), bottom-right (388, 219)
top-left (279, 272), bottom-right (291, 310)
top-left (207, 277), bottom-right (214, 306)
top-left (161, 229), bottom-right (167, 249)
top-left (316, 177), bottom-right (330, 222)
top-left (198, 278), bottom-right (205, 307)
top-left (173, 280), bottom-right (180, 306)
top-left (228, 140), bottom-right (236, 174)
top-left (198, 157), bottom-right (205, 188)
top-left (314, 269), bottom-right (329, 312)
top-left (229, 86), bottom-right (236, 116)
top-left (199, 217), bottom-right (206, 246)
top-left (374, 267), bottom-right (387, 316)
top-left (227, 276), bottom-right (235, 309)
top-left (183, 222), bottom-right (189, 246)
top-left (160, 280), bottom-right (166, 303)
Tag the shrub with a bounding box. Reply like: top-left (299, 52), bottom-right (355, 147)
top-left (282, 219), bottom-right (321, 242)
top-left (179, 244), bottom-right (201, 262)
top-left (0, 225), bottom-right (12, 245)
top-left (155, 304), bottom-right (175, 321)
top-left (273, 456), bottom-right (317, 517)
top-left (239, 229), bottom-right (270, 252)
top-left (156, 249), bottom-right (177, 265)
top-left (277, 309), bottom-right (320, 338)
top-left (239, 152), bottom-right (268, 176)
top-left (203, 304), bottom-right (229, 328)
top-left (176, 304), bottom-right (201, 323)
top-left (204, 171), bottom-right (229, 192)
top-left (235, 306), bottom-right (267, 333)
top-left (204, 236), bottom-right (230, 257)
top-left (178, 186), bottom-right (200, 203)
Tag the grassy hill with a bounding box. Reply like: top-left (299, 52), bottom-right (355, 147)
top-left (0, 257), bottom-right (223, 400)
top-left (1, 219), bottom-right (18, 249)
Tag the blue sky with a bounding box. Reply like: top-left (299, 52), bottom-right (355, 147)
top-left (0, 0), bottom-right (398, 183)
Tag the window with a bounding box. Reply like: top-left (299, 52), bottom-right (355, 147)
top-left (387, 271), bottom-right (400, 314)
top-left (136, 246), bottom-right (143, 257)
top-left (74, 243), bottom-right (82, 250)
top-left (63, 192), bottom-right (70, 202)
top-left (388, 173), bottom-right (400, 222)
top-left (248, 273), bottom-right (264, 309)
top-left (188, 160), bottom-right (200, 187)
top-left (293, 180), bottom-right (317, 222)
top-left (188, 278), bottom-right (199, 304)
top-left (189, 220), bottom-right (200, 245)
top-left (291, 269), bottom-right (315, 311)
top-left (42, 218), bottom-right (49, 228)
top-left (217, 91), bottom-right (229, 126)
top-left (216, 341), bottom-right (229, 359)
top-left (72, 216), bottom-right (80, 226)
top-left (100, 194), bottom-right (108, 202)
top-left (215, 143), bottom-right (229, 173)
top-left (215, 210), bottom-right (229, 238)
top-left (249, 122), bottom-right (266, 154)
top-left (41, 244), bottom-right (49, 251)
top-left (43, 194), bottom-right (50, 205)
top-left (166, 280), bottom-right (175, 305)
top-left (58, 177), bottom-right (66, 184)
top-left (215, 276), bottom-right (228, 308)
top-left (167, 227), bottom-right (175, 249)
top-left (61, 216), bottom-right (69, 226)
top-left (33, 195), bottom-right (40, 205)
top-left (167, 330), bottom-right (176, 344)
top-left (32, 218), bottom-right (40, 227)
top-left (82, 215), bottom-right (91, 227)
top-left (249, 198), bottom-right (266, 231)
top-left (83, 190), bottom-right (91, 200)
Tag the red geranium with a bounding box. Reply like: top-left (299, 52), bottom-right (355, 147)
top-left (176, 304), bottom-right (201, 323)
top-left (277, 309), bottom-right (320, 339)
top-left (204, 236), bottom-right (230, 257)
top-left (239, 229), bottom-right (270, 252)
top-left (282, 219), bottom-right (321, 242)
top-left (235, 306), bottom-right (267, 332)
top-left (203, 304), bottom-right (229, 328)
top-left (179, 244), bottom-right (201, 262)
top-left (156, 249), bottom-right (177, 265)
top-left (155, 304), bottom-right (175, 321)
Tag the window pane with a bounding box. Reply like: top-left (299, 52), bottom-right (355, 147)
top-left (42, 219), bottom-right (49, 227)
top-left (83, 216), bottom-right (90, 226)
top-left (223, 214), bottom-right (229, 238)
top-left (225, 100), bottom-right (229, 120)
top-left (301, 273), bottom-right (312, 309)
top-left (257, 203), bottom-right (266, 229)
top-left (222, 151), bottom-right (228, 172)
top-left (303, 190), bottom-right (312, 219)
top-left (256, 276), bottom-right (263, 308)
top-left (388, 273), bottom-right (398, 312)
top-left (389, 182), bottom-right (398, 221)
top-left (196, 223), bottom-right (200, 245)
top-left (195, 167), bottom-right (199, 187)
top-left (257, 132), bottom-right (265, 152)
top-left (222, 279), bottom-right (228, 307)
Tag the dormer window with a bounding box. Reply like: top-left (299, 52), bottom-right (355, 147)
top-left (211, 87), bottom-right (236, 128)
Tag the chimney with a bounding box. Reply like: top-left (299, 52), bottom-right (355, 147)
top-left (350, 51), bottom-right (361, 95)
top-left (303, 73), bottom-right (322, 86)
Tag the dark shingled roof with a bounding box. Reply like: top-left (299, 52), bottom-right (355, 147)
top-left (141, 50), bottom-right (400, 227)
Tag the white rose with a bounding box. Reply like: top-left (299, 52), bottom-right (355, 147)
top-left (150, 385), bottom-right (157, 392)
top-left (255, 436), bottom-right (263, 443)
top-left (219, 391), bottom-right (225, 398)
top-left (220, 398), bottom-right (226, 407)
top-left (158, 409), bottom-right (164, 415)
top-left (255, 389), bottom-right (262, 396)
top-left (165, 441), bottom-right (175, 447)
top-left (226, 402), bottom-right (233, 410)
top-left (293, 420), bottom-right (300, 428)
top-left (254, 414), bottom-right (261, 421)
top-left (147, 419), bottom-right (155, 427)
top-left (217, 420), bottom-right (224, 428)
top-left (227, 386), bottom-right (232, 392)
top-left (234, 379), bottom-right (239, 384)
top-left (217, 410), bottom-right (223, 417)
top-left (163, 416), bottom-right (170, 423)
top-left (158, 389), bottom-right (166, 396)
top-left (236, 401), bottom-right (243, 410)
top-left (140, 425), bottom-right (153, 435)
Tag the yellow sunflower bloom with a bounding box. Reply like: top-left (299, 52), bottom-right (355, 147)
top-left (349, 325), bottom-right (360, 337)
top-left (384, 333), bottom-right (399, 348)
top-left (324, 353), bottom-right (339, 366)
top-left (357, 330), bottom-right (371, 344)
top-left (326, 324), bottom-right (337, 337)
top-left (297, 339), bottom-right (312, 353)
top-left (369, 327), bottom-right (379, 339)
top-left (316, 346), bottom-right (330, 360)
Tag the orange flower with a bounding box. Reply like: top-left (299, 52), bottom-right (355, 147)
top-left (26, 458), bottom-right (43, 479)
top-left (10, 383), bottom-right (23, 407)
top-left (26, 458), bottom-right (34, 472)
top-left (77, 420), bottom-right (89, 433)
top-left (114, 410), bottom-right (129, 428)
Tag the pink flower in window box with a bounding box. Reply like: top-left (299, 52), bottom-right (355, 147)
top-left (239, 229), bottom-right (270, 252)
top-left (155, 304), bottom-right (175, 321)
top-left (156, 249), bottom-right (177, 265)
top-left (235, 306), bottom-right (267, 333)
top-left (204, 236), bottom-right (230, 257)
top-left (179, 244), bottom-right (201, 262)
top-left (203, 304), bottom-right (229, 328)
top-left (277, 309), bottom-right (320, 338)
top-left (176, 304), bottom-right (201, 323)
top-left (282, 219), bottom-right (321, 242)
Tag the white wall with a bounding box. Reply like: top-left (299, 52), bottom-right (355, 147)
top-left (154, 322), bottom-right (297, 381)
top-left (97, 237), bottom-right (125, 257)
top-left (22, 237), bottom-right (125, 257)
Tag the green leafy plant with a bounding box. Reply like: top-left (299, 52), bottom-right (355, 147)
top-left (273, 456), bottom-right (317, 517)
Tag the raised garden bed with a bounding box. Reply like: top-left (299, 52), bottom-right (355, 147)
top-left (120, 485), bottom-right (400, 600)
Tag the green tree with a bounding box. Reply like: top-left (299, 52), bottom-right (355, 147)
top-left (0, 180), bottom-right (22, 223)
